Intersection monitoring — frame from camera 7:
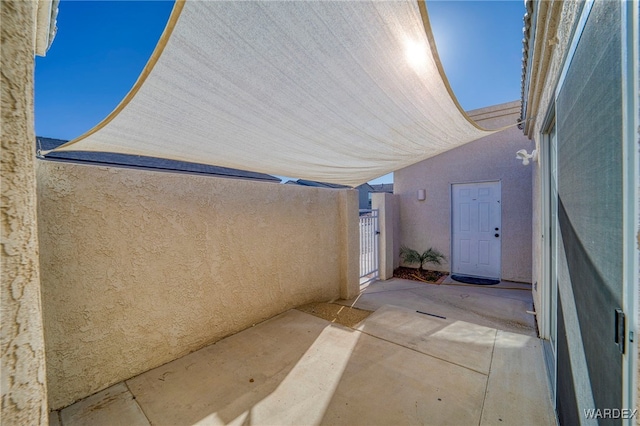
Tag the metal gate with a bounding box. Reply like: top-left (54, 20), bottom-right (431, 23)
top-left (359, 209), bottom-right (379, 285)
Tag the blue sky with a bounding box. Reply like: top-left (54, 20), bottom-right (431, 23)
top-left (35, 0), bottom-right (525, 185)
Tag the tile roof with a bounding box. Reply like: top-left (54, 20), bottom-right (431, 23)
top-left (36, 137), bottom-right (281, 182)
top-left (520, 0), bottom-right (534, 126)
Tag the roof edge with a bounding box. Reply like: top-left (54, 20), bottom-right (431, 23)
top-left (519, 0), bottom-right (535, 131)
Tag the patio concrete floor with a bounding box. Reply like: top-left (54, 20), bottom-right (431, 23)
top-left (343, 277), bottom-right (538, 337)
top-left (50, 279), bottom-right (555, 426)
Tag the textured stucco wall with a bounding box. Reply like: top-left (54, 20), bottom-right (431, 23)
top-left (37, 161), bottom-right (357, 410)
top-left (394, 101), bottom-right (533, 282)
top-left (392, 197), bottom-right (401, 270)
top-left (1, 1), bottom-right (49, 424)
top-left (371, 192), bottom-right (396, 280)
top-left (339, 190), bottom-right (361, 300)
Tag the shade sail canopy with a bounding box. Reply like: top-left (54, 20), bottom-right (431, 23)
top-left (51, 0), bottom-right (497, 187)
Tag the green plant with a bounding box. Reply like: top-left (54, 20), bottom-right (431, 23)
top-left (399, 246), bottom-right (446, 272)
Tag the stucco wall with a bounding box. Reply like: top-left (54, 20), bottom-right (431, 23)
top-left (394, 101), bottom-right (533, 282)
top-left (371, 192), bottom-right (398, 280)
top-left (1, 1), bottom-right (49, 424)
top-left (392, 197), bottom-right (400, 270)
top-left (37, 161), bottom-right (358, 410)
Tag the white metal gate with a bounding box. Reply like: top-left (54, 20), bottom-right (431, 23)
top-left (359, 209), bottom-right (379, 285)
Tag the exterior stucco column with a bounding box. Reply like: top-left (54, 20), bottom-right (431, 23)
top-left (1, 1), bottom-right (49, 423)
top-left (339, 189), bottom-right (359, 299)
top-left (371, 192), bottom-right (396, 280)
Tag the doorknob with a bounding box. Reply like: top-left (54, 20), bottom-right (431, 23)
top-left (495, 233), bottom-right (500, 238)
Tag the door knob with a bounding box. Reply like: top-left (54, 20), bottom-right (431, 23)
top-left (495, 233), bottom-right (500, 238)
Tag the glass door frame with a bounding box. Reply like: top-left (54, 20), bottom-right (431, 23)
top-left (540, 114), bottom-right (558, 408)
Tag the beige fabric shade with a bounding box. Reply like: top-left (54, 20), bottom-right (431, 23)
top-left (50, 0), bottom-right (497, 187)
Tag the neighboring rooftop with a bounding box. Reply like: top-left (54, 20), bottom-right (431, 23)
top-left (37, 137), bottom-right (281, 182)
top-left (370, 183), bottom-right (393, 193)
top-left (291, 179), bottom-right (374, 190)
top-left (294, 179), bottom-right (350, 189)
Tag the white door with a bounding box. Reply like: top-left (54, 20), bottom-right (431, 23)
top-left (451, 181), bottom-right (501, 279)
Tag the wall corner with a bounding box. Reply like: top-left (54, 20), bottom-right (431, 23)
top-left (1, 0), bottom-right (49, 423)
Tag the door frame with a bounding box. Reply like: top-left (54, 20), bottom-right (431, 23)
top-left (620, 0), bottom-right (638, 415)
top-left (539, 110), bottom-right (557, 407)
top-left (449, 179), bottom-right (502, 280)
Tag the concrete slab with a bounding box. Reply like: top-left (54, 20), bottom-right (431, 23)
top-left (127, 309), bottom-right (487, 425)
top-left (441, 276), bottom-right (533, 302)
top-left (340, 278), bottom-right (536, 336)
top-left (59, 382), bottom-right (149, 426)
top-left (126, 309), bottom-right (334, 425)
top-left (358, 305), bottom-right (496, 374)
top-left (319, 332), bottom-right (487, 425)
top-left (480, 331), bottom-right (556, 426)
top-left (56, 300), bottom-right (556, 426)
top-left (49, 411), bottom-right (61, 426)
top-left (358, 279), bottom-right (425, 294)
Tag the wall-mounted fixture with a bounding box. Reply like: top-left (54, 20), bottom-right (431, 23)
top-left (417, 189), bottom-right (426, 201)
top-left (516, 149), bottom-right (537, 165)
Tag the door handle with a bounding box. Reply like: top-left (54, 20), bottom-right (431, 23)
top-left (495, 234), bottom-right (500, 238)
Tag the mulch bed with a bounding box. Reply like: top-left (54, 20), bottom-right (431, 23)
top-left (393, 267), bottom-right (447, 284)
